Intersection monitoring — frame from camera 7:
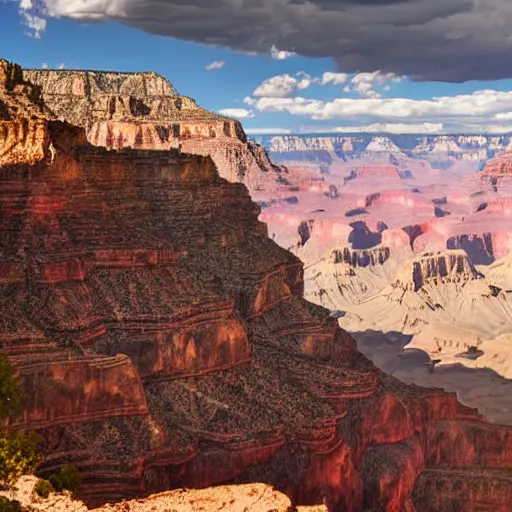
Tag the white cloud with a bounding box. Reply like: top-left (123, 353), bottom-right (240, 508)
top-left (253, 74), bottom-right (301, 98)
top-left (270, 45), bottom-right (296, 60)
top-left (321, 72), bottom-right (348, 86)
top-left (20, 10), bottom-right (47, 39)
top-left (344, 70), bottom-right (403, 98)
top-left (251, 69), bottom-right (401, 101)
top-left (495, 112), bottom-right (512, 120)
top-left (252, 72), bottom-right (323, 98)
top-left (333, 123), bottom-right (444, 134)
top-left (249, 89), bottom-right (512, 123)
top-left (217, 108), bottom-right (254, 119)
top-left (205, 60), bottom-right (225, 71)
top-left (40, 62), bottom-right (65, 69)
top-left (245, 127), bottom-right (292, 135)
top-left (296, 72), bottom-right (316, 90)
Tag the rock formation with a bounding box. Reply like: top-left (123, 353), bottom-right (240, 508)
top-left (3, 58), bottom-right (512, 512)
top-left (22, 68), bottom-right (287, 192)
top-left (481, 152), bottom-right (512, 177)
top-left (2, 476), bottom-right (328, 512)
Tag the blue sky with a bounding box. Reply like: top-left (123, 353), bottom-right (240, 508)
top-left (4, 1), bottom-right (512, 134)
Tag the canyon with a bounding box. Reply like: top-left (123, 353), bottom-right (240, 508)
top-left (2, 58), bottom-right (512, 512)
top-left (254, 132), bottom-right (512, 427)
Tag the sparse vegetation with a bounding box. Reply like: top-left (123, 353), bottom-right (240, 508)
top-left (0, 431), bottom-right (40, 486)
top-left (34, 478), bottom-right (53, 499)
top-left (0, 354), bottom-right (41, 488)
top-left (0, 497), bottom-right (22, 512)
top-left (0, 355), bottom-right (22, 421)
top-left (47, 465), bottom-right (81, 494)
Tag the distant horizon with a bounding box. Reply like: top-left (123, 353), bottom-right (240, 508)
top-left (246, 130), bottom-right (512, 137)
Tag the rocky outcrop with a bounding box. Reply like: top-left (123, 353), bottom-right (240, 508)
top-left (481, 152), bottom-right (512, 176)
top-left (330, 246), bottom-right (390, 268)
top-left (22, 67), bottom-right (286, 191)
top-left (394, 250), bottom-right (482, 292)
top-left (2, 477), bottom-right (328, 512)
top-left (3, 58), bottom-right (512, 512)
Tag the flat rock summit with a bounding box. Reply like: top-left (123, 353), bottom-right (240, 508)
top-left (2, 59), bottom-right (512, 511)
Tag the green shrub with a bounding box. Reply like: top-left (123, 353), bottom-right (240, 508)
top-left (58, 465), bottom-right (80, 492)
top-left (0, 497), bottom-right (22, 512)
top-left (34, 478), bottom-right (53, 499)
top-left (0, 355), bottom-right (22, 421)
top-left (47, 465), bottom-right (81, 494)
top-left (48, 474), bottom-right (63, 493)
top-left (0, 431), bottom-right (40, 486)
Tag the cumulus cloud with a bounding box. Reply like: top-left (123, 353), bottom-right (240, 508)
top-left (252, 74), bottom-right (303, 98)
top-left (321, 72), bottom-right (348, 86)
top-left (205, 60), bottom-right (225, 71)
top-left (270, 44), bottom-right (296, 60)
top-left (217, 108), bottom-right (254, 119)
top-left (249, 89), bottom-right (512, 122)
top-left (343, 71), bottom-right (403, 98)
top-left (250, 69), bottom-right (400, 102)
top-left (17, 0), bottom-right (512, 82)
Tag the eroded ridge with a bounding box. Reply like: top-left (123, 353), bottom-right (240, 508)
top-left (2, 58), bottom-right (512, 512)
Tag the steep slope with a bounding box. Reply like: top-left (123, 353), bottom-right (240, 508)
top-left (3, 58), bottom-right (512, 512)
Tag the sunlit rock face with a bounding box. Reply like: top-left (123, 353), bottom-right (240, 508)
top-left (22, 68), bottom-right (288, 192)
top-left (2, 58), bottom-right (512, 512)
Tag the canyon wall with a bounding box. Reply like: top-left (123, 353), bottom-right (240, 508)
top-left (2, 58), bottom-right (512, 511)
top-left (22, 68), bottom-right (286, 192)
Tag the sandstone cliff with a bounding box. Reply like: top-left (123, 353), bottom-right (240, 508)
top-left (3, 58), bottom-right (512, 512)
top-left (22, 67), bottom-right (287, 191)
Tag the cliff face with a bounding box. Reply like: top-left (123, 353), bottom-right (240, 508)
top-left (3, 58), bottom-right (512, 512)
top-left (22, 68), bottom-right (286, 191)
top-left (394, 250), bottom-right (482, 292)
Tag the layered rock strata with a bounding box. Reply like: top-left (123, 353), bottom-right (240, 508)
top-left (22, 68), bottom-right (286, 191)
top-left (2, 58), bottom-right (512, 512)
top-left (394, 250), bottom-right (482, 292)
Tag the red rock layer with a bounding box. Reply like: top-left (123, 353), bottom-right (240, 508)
top-left (481, 151), bottom-right (512, 176)
top-left (2, 58), bottom-right (512, 512)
